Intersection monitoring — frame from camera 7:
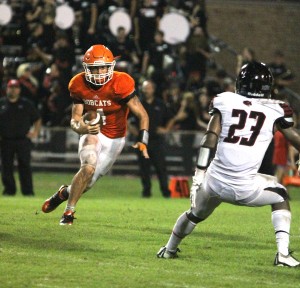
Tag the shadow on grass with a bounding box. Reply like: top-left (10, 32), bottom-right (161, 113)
top-left (0, 230), bottom-right (103, 253)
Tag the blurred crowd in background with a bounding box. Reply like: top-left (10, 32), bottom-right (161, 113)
top-left (0, 0), bottom-right (297, 137)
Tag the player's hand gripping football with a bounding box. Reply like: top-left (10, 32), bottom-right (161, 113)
top-left (85, 122), bottom-right (101, 135)
top-left (132, 142), bottom-right (149, 159)
top-left (70, 119), bottom-right (100, 135)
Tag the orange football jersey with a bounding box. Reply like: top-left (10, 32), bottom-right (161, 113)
top-left (69, 71), bottom-right (135, 138)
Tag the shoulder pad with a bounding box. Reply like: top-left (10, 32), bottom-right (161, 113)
top-left (208, 96), bottom-right (221, 115)
top-left (279, 102), bottom-right (293, 118)
top-left (276, 116), bottom-right (294, 129)
top-left (276, 103), bottom-right (294, 129)
top-left (114, 72), bottom-right (135, 96)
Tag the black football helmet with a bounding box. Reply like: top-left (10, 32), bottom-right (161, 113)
top-left (236, 61), bottom-right (274, 98)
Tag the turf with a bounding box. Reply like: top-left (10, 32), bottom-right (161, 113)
top-left (0, 172), bottom-right (300, 288)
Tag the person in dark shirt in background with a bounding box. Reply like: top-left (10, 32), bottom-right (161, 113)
top-left (128, 79), bottom-right (171, 198)
top-left (268, 50), bottom-right (295, 93)
top-left (141, 30), bottom-right (172, 98)
top-left (0, 79), bottom-right (41, 196)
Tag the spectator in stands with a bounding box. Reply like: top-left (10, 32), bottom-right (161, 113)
top-left (95, 1), bottom-right (138, 49)
top-left (134, 0), bottom-right (166, 53)
top-left (39, 0), bottom-right (56, 53)
top-left (22, 0), bottom-right (43, 49)
top-left (68, 0), bottom-right (98, 53)
top-left (164, 81), bottom-right (182, 115)
top-left (174, 0), bottom-right (208, 36)
top-left (41, 63), bottom-right (71, 126)
top-left (197, 87), bottom-right (211, 127)
top-left (185, 71), bottom-right (204, 94)
top-left (205, 68), bottom-right (227, 98)
top-left (24, 0), bottom-right (43, 25)
top-left (166, 91), bottom-right (203, 175)
top-left (236, 47), bottom-right (256, 75)
top-left (223, 77), bottom-right (235, 93)
top-left (184, 26), bottom-right (211, 87)
top-left (25, 22), bottom-right (53, 75)
top-left (0, 79), bottom-right (41, 196)
top-left (16, 63), bottom-right (40, 108)
top-left (26, 22), bottom-right (52, 55)
top-left (108, 26), bottom-right (140, 74)
top-left (0, 41), bottom-right (4, 97)
top-left (268, 50), bottom-right (295, 93)
top-left (52, 32), bottom-right (76, 81)
top-left (128, 80), bottom-right (171, 198)
top-left (190, 0), bottom-right (208, 35)
top-left (141, 30), bottom-right (172, 98)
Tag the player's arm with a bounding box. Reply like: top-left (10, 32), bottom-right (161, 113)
top-left (275, 105), bottom-right (300, 172)
top-left (127, 95), bottom-right (149, 158)
top-left (70, 103), bottom-right (100, 135)
top-left (193, 111), bottom-right (221, 183)
top-left (277, 126), bottom-right (300, 172)
top-left (196, 111), bottom-right (221, 169)
top-left (278, 126), bottom-right (300, 152)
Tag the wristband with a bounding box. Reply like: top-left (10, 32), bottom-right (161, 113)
top-left (138, 129), bottom-right (149, 145)
top-left (196, 146), bottom-right (212, 169)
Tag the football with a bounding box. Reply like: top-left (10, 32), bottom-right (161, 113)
top-left (82, 110), bottom-right (101, 125)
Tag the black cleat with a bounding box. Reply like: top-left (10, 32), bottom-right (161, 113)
top-left (42, 185), bottom-right (68, 213)
top-left (59, 210), bottom-right (76, 225)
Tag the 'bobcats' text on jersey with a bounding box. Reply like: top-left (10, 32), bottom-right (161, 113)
top-left (208, 92), bottom-right (294, 188)
top-left (69, 71), bottom-right (135, 138)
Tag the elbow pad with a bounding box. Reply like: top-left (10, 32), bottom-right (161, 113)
top-left (196, 146), bottom-right (213, 169)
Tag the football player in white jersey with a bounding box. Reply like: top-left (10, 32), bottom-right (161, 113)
top-left (157, 61), bottom-right (300, 267)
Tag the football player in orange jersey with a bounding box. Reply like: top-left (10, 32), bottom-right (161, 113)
top-left (41, 45), bottom-right (149, 225)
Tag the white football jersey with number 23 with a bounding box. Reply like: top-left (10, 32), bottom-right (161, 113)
top-left (207, 92), bottom-right (294, 187)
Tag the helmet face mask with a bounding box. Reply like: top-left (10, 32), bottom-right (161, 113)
top-left (82, 45), bottom-right (116, 86)
top-left (236, 61), bottom-right (274, 98)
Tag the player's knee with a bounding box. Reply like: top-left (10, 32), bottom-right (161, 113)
top-left (81, 164), bottom-right (96, 175)
top-left (266, 187), bottom-right (289, 201)
top-left (80, 145), bottom-right (97, 168)
top-left (186, 209), bottom-right (205, 224)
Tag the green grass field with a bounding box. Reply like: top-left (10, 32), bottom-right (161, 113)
top-left (1, 172), bottom-right (300, 288)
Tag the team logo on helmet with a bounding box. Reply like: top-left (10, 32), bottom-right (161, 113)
top-left (236, 61), bottom-right (274, 98)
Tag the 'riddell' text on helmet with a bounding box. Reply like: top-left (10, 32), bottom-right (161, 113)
top-left (82, 45), bottom-right (116, 86)
top-left (236, 61), bottom-right (274, 98)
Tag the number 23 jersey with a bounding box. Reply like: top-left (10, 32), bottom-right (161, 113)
top-left (208, 92), bottom-right (294, 186)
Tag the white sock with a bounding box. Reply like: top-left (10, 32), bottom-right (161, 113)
top-left (65, 205), bottom-right (76, 213)
top-left (166, 212), bottom-right (197, 252)
top-left (272, 209), bottom-right (291, 256)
